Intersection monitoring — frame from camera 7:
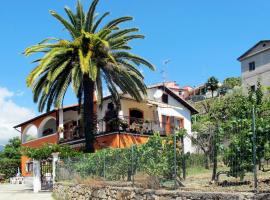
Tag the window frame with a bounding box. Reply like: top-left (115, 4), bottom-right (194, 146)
top-left (250, 85), bottom-right (256, 92)
top-left (248, 61), bottom-right (256, 72)
top-left (161, 93), bottom-right (169, 104)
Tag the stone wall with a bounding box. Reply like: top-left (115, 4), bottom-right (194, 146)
top-left (53, 183), bottom-right (270, 200)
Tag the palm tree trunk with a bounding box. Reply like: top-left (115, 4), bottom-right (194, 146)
top-left (83, 75), bottom-right (96, 153)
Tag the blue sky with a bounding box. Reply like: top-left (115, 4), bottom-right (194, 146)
top-left (1, 0), bottom-right (270, 113)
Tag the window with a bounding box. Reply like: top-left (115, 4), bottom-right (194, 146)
top-left (25, 161), bottom-right (33, 173)
top-left (249, 62), bottom-right (256, 71)
top-left (162, 94), bottom-right (168, 104)
top-left (23, 125), bottom-right (38, 143)
top-left (175, 118), bottom-right (184, 129)
top-left (251, 85), bottom-right (256, 92)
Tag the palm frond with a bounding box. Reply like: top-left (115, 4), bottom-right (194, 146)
top-left (107, 28), bottom-right (139, 40)
top-left (113, 52), bottom-right (155, 71)
top-left (64, 6), bottom-right (77, 27)
top-left (50, 10), bottom-right (79, 38)
top-left (105, 16), bottom-right (133, 29)
top-left (85, 0), bottom-right (99, 32)
top-left (92, 12), bottom-right (110, 33)
top-left (76, 0), bottom-right (85, 30)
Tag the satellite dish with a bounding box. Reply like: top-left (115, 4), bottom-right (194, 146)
top-left (153, 89), bottom-right (163, 99)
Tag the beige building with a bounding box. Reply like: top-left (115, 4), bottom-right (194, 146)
top-left (238, 40), bottom-right (270, 91)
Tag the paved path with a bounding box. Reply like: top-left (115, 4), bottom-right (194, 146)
top-left (0, 184), bottom-right (53, 200)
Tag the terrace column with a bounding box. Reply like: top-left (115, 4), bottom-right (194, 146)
top-left (33, 160), bottom-right (41, 193)
top-left (58, 108), bottom-right (64, 140)
top-left (118, 110), bottom-right (124, 120)
top-left (52, 152), bottom-right (59, 184)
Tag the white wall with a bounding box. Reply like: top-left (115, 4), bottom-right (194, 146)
top-left (64, 110), bottom-right (79, 123)
top-left (147, 88), bottom-right (194, 153)
top-left (97, 89), bottom-right (195, 153)
top-left (241, 49), bottom-right (270, 90)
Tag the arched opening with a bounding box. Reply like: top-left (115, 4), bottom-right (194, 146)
top-left (23, 125), bottom-right (38, 143)
top-left (40, 118), bottom-right (57, 137)
top-left (129, 109), bottom-right (144, 125)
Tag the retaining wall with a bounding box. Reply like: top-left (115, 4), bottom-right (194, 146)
top-left (53, 183), bottom-right (270, 200)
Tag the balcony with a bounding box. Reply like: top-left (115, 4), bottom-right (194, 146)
top-left (59, 116), bottom-right (168, 144)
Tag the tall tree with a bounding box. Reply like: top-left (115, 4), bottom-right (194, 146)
top-left (24, 0), bottom-right (155, 152)
top-left (206, 76), bottom-right (219, 98)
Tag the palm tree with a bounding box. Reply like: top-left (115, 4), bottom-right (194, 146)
top-left (206, 76), bottom-right (219, 98)
top-left (24, 0), bottom-right (155, 153)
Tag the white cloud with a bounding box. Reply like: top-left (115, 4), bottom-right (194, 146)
top-left (0, 87), bottom-right (35, 145)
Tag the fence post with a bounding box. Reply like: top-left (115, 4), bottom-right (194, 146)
top-left (33, 160), bottom-right (41, 193)
top-left (103, 151), bottom-right (106, 179)
top-left (181, 135), bottom-right (186, 180)
top-left (174, 129), bottom-right (177, 188)
top-left (131, 145), bottom-right (134, 187)
top-left (211, 125), bottom-right (218, 182)
top-left (52, 152), bottom-right (59, 184)
top-left (252, 106), bottom-right (258, 193)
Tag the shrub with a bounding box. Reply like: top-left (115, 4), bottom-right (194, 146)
top-left (58, 133), bottom-right (187, 184)
top-left (0, 158), bottom-right (20, 179)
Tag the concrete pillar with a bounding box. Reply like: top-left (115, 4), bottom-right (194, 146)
top-left (118, 110), bottom-right (124, 120)
top-left (58, 108), bottom-right (64, 140)
top-left (52, 152), bottom-right (59, 184)
top-left (33, 160), bottom-right (41, 193)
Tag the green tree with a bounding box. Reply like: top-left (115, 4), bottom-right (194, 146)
top-left (1, 137), bottom-right (21, 160)
top-left (24, 0), bottom-right (155, 152)
top-left (219, 77), bottom-right (241, 96)
top-left (206, 76), bottom-right (219, 98)
top-left (0, 137), bottom-right (21, 179)
top-left (223, 77), bottom-right (241, 90)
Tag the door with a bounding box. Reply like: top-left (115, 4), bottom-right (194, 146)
top-left (162, 115), bottom-right (172, 135)
top-left (40, 159), bottom-right (53, 190)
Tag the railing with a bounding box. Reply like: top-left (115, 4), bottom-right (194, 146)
top-left (60, 125), bottom-right (84, 143)
top-left (97, 116), bottom-right (167, 136)
top-left (60, 117), bottom-right (170, 143)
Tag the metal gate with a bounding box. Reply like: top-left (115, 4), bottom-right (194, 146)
top-left (40, 159), bottom-right (53, 190)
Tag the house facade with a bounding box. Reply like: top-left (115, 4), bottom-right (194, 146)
top-left (153, 81), bottom-right (220, 102)
top-left (238, 40), bottom-right (270, 91)
top-left (14, 85), bottom-right (198, 177)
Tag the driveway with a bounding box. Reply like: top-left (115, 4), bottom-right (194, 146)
top-left (0, 184), bottom-right (53, 200)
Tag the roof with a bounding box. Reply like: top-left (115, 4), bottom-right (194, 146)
top-left (147, 81), bottom-right (177, 89)
top-left (14, 84), bottom-right (198, 128)
top-left (237, 40), bottom-right (270, 61)
top-left (155, 85), bottom-right (198, 114)
top-left (13, 104), bottom-right (79, 128)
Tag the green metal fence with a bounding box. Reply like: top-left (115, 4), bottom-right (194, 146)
top-left (56, 108), bottom-right (270, 193)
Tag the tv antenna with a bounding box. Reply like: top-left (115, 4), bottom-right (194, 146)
top-left (161, 59), bottom-right (171, 84)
